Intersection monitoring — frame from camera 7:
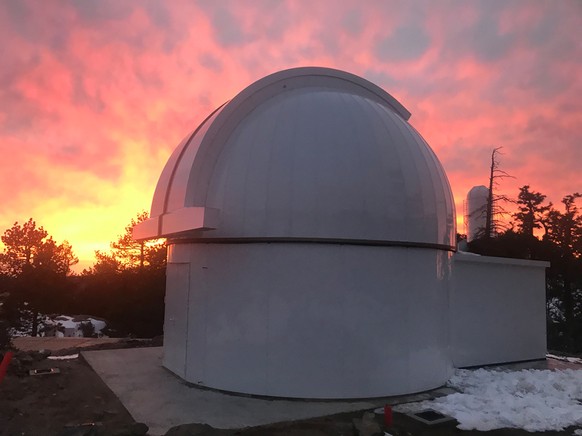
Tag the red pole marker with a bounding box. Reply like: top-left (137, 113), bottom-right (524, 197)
top-left (384, 405), bottom-right (393, 427)
top-left (0, 351), bottom-right (14, 384)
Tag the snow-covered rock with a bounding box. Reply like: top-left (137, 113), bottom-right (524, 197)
top-left (41, 314), bottom-right (107, 338)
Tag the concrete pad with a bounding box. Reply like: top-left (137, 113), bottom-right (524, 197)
top-left (83, 347), bottom-right (420, 435)
top-left (83, 348), bottom-right (582, 435)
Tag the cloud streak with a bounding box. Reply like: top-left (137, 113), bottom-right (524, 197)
top-left (0, 0), bottom-right (580, 267)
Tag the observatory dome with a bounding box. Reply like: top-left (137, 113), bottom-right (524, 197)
top-left (135, 67), bottom-right (458, 399)
top-left (134, 67), bottom-right (547, 400)
top-left (135, 67), bottom-right (455, 248)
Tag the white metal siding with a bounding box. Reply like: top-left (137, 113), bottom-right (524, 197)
top-left (162, 263), bottom-right (190, 378)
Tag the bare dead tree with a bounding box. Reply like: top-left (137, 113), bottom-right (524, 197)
top-left (483, 147), bottom-right (514, 239)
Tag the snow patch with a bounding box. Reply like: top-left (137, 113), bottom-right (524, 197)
top-left (47, 354), bottom-right (79, 360)
top-left (10, 313), bottom-right (108, 338)
top-left (548, 297), bottom-right (566, 323)
top-left (547, 354), bottom-right (582, 364)
top-left (41, 315), bottom-right (107, 337)
top-left (394, 368), bottom-right (582, 432)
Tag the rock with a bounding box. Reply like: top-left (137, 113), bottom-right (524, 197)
top-left (109, 425), bottom-right (134, 436)
top-left (32, 350), bottom-right (50, 361)
top-left (108, 422), bottom-right (149, 436)
top-left (130, 422), bottom-right (149, 435)
top-left (7, 356), bottom-right (25, 376)
top-left (17, 353), bottom-right (34, 364)
top-left (352, 412), bottom-right (382, 436)
top-left (58, 423), bottom-right (101, 436)
top-left (384, 428), bottom-right (413, 436)
top-left (165, 423), bottom-right (234, 436)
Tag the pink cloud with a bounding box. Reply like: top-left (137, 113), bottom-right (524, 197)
top-left (0, 0), bottom-right (580, 267)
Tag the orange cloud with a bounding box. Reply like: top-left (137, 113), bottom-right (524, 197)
top-left (0, 0), bottom-right (580, 270)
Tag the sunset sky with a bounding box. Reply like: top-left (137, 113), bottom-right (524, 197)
top-left (0, 0), bottom-right (581, 272)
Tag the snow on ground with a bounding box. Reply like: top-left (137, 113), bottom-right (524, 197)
top-left (547, 354), bottom-right (582, 364)
top-left (39, 315), bottom-right (107, 338)
top-left (10, 313), bottom-right (107, 337)
top-left (47, 354), bottom-right (79, 360)
top-left (42, 315), bottom-right (107, 337)
top-left (394, 368), bottom-right (582, 432)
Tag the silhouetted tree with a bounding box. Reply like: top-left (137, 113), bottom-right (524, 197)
top-left (94, 250), bottom-right (122, 274)
top-left (90, 212), bottom-right (166, 272)
top-left (0, 219), bottom-right (78, 336)
top-left (0, 288), bottom-right (11, 349)
top-left (541, 193), bottom-right (582, 350)
top-left (0, 218), bottom-right (48, 276)
top-left (513, 185), bottom-right (552, 237)
top-left (79, 212), bottom-right (167, 337)
top-left (483, 147), bottom-right (513, 239)
top-left (544, 193), bottom-right (582, 257)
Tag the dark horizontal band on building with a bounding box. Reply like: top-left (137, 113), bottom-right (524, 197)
top-left (169, 237), bottom-right (457, 252)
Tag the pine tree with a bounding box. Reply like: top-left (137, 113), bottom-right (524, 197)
top-left (543, 193), bottom-right (582, 350)
top-left (91, 212), bottom-right (166, 272)
top-left (544, 193), bottom-right (582, 257)
top-left (0, 219), bottom-right (78, 335)
top-left (513, 185), bottom-right (552, 237)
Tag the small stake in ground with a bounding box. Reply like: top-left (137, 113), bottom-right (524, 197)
top-left (384, 405), bottom-right (393, 427)
top-left (0, 351), bottom-right (13, 384)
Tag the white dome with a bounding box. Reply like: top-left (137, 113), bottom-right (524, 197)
top-left (135, 67), bottom-right (456, 249)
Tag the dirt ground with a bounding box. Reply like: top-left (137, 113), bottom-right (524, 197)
top-left (0, 349), bottom-right (136, 436)
top-left (2, 341), bottom-right (582, 436)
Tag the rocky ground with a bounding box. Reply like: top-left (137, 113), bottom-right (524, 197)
top-left (1, 347), bottom-right (138, 436)
top-left (1, 342), bottom-right (582, 436)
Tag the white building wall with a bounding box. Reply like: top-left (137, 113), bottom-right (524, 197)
top-left (164, 242), bottom-right (453, 399)
top-left (162, 263), bottom-right (190, 378)
top-left (451, 252), bottom-right (548, 368)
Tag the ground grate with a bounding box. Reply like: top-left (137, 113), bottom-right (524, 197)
top-left (407, 409), bottom-right (455, 425)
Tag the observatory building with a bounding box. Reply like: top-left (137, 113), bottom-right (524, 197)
top-left (466, 185), bottom-right (489, 242)
top-left (134, 67), bottom-right (547, 399)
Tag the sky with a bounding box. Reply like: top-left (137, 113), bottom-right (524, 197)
top-left (0, 0), bottom-right (581, 272)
